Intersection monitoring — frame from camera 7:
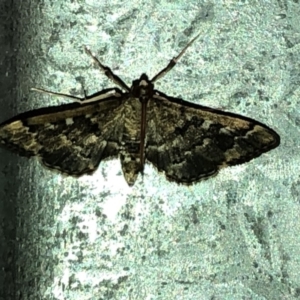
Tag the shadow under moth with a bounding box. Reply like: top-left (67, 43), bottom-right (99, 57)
top-left (0, 34), bottom-right (280, 186)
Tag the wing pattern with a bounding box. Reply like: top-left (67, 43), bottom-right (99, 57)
top-left (145, 92), bottom-right (280, 184)
top-left (0, 97), bottom-right (124, 176)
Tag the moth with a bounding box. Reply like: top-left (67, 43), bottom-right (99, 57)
top-left (0, 34), bottom-right (280, 186)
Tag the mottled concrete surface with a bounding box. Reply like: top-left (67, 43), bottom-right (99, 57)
top-left (0, 0), bottom-right (298, 299)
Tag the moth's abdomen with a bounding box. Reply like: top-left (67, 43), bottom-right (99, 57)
top-left (120, 98), bottom-right (144, 185)
top-left (120, 140), bottom-right (142, 186)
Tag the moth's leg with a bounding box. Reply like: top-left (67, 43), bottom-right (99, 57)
top-left (84, 47), bottom-right (130, 92)
top-left (151, 33), bottom-right (200, 83)
top-left (31, 87), bottom-right (123, 104)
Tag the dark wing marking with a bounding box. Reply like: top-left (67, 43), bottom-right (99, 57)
top-left (146, 92), bottom-right (280, 184)
top-left (0, 97), bottom-right (125, 176)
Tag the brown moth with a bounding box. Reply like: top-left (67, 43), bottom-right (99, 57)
top-left (0, 34), bottom-right (280, 185)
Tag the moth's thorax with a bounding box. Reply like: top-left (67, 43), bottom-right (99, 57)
top-left (123, 97), bottom-right (143, 138)
top-left (130, 73), bottom-right (154, 102)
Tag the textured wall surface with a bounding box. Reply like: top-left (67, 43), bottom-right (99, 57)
top-left (0, 0), bottom-right (298, 299)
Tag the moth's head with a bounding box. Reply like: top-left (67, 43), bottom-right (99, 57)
top-left (131, 73), bottom-right (154, 101)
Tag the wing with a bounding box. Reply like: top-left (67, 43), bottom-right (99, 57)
top-left (146, 92), bottom-right (280, 184)
top-left (0, 96), bottom-right (125, 176)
